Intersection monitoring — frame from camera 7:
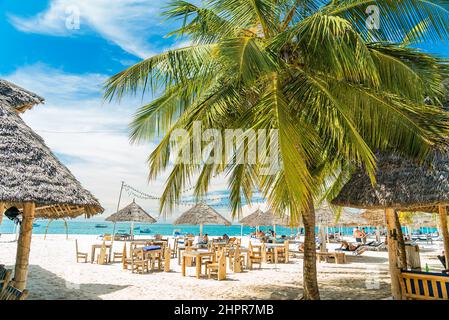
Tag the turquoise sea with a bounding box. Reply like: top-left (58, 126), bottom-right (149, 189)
top-left (0, 219), bottom-right (437, 237)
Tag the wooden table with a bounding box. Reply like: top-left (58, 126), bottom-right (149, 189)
top-left (91, 244), bottom-right (112, 263)
top-left (317, 251), bottom-right (346, 264)
top-left (182, 251), bottom-right (214, 278)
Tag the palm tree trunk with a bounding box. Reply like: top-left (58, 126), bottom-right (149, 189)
top-left (301, 200), bottom-right (320, 300)
top-left (394, 211), bottom-right (407, 269)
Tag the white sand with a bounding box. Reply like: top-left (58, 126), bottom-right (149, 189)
top-left (0, 234), bottom-right (445, 300)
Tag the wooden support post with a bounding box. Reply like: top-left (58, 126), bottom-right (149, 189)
top-left (14, 202), bottom-right (35, 291)
top-left (394, 211), bottom-right (407, 270)
top-left (0, 202), bottom-right (4, 225)
top-left (438, 206), bottom-right (449, 269)
top-left (385, 208), bottom-right (402, 300)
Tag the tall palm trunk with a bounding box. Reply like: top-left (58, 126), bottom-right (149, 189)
top-left (394, 211), bottom-right (407, 269)
top-left (301, 200), bottom-right (320, 300)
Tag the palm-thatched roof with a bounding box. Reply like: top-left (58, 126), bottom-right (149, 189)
top-left (360, 209), bottom-right (386, 226)
top-left (0, 101), bottom-right (103, 219)
top-left (315, 203), bottom-right (367, 226)
top-left (239, 209), bottom-right (295, 227)
top-left (0, 79), bottom-right (44, 113)
top-left (174, 203), bottom-right (231, 226)
top-left (332, 151), bottom-right (449, 213)
top-left (106, 200), bottom-right (156, 223)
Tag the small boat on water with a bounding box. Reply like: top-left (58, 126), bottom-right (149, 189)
top-left (95, 224), bottom-right (108, 228)
top-left (133, 226), bottom-right (141, 230)
top-left (139, 228), bottom-right (151, 234)
top-left (33, 223), bottom-right (40, 227)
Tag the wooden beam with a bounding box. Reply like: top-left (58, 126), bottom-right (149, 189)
top-left (385, 208), bottom-right (403, 300)
top-left (438, 205), bottom-right (449, 270)
top-left (14, 202), bottom-right (35, 291)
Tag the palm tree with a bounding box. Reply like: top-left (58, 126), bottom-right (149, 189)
top-left (105, 0), bottom-right (449, 299)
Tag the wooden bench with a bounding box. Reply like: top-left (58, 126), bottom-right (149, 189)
top-left (400, 270), bottom-right (449, 300)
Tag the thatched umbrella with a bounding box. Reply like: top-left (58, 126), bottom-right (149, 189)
top-left (174, 202), bottom-right (231, 236)
top-left (0, 79), bottom-right (44, 113)
top-left (332, 151), bottom-right (449, 299)
top-left (106, 199), bottom-right (157, 238)
top-left (239, 209), bottom-right (293, 228)
top-left (0, 85), bottom-right (103, 290)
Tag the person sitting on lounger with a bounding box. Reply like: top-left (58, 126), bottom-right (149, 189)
top-left (340, 241), bottom-right (360, 251)
top-left (222, 234), bottom-right (230, 243)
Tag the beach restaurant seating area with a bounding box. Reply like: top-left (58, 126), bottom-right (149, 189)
top-left (73, 233), bottom-right (294, 281)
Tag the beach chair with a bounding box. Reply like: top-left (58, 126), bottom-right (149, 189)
top-left (0, 265), bottom-right (12, 295)
top-left (247, 243), bottom-right (263, 270)
top-left (0, 284), bottom-right (29, 301)
top-left (75, 239), bottom-right (88, 263)
top-left (205, 249), bottom-right (227, 280)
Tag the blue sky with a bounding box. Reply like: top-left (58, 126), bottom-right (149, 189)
top-left (0, 1), bottom-right (448, 221)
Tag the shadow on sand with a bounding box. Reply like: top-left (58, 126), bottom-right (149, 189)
top-left (5, 264), bottom-right (128, 300)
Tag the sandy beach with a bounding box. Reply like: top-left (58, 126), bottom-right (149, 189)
top-left (0, 234), bottom-right (445, 300)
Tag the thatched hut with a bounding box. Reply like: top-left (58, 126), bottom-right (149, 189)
top-left (332, 151), bottom-right (449, 299)
top-left (0, 82), bottom-right (103, 290)
top-left (106, 200), bottom-right (156, 237)
top-left (174, 203), bottom-right (231, 236)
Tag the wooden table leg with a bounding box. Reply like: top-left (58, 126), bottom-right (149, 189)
top-left (91, 247), bottom-right (95, 263)
top-left (182, 255), bottom-right (186, 276)
top-left (196, 256), bottom-right (202, 279)
top-left (274, 249), bottom-right (278, 265)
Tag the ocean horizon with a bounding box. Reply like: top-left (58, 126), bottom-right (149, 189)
top-left (0, 219), bottom-right (437, 237)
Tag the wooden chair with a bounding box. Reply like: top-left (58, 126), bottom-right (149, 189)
top-left (75, 239), bottom-right (88, 263)
top-left (231, 246), bottom-right (245, 273)
top-left (96, 241), bottom-right (109, 265)
top-left (0, 285), bottom-right (29, 300)
top-left (0, 265), bottom-right (12, 295)
top-left (205, 249), bottom-right (227, 280)
top-left (275, 241), bottom-right (290, 264)
top-left (112, 242), bottom-right (127, 263)
top-left (247, 243), bottom-right (263, 269)
top-left (130, 248), bottom-right (150, 274)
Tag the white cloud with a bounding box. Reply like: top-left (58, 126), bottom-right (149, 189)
top-left (3, 65), bottom-right (233, 221)
top-left (8, 0), bottom-right (169, 58)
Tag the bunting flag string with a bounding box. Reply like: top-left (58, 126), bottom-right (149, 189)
top-left (121, 182), bottom-right (267, 208)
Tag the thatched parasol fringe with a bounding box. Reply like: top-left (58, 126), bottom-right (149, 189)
top-left (0, 79), bottom-right (44, 113)
top-left (174, 203), bottom-right (231, 226)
